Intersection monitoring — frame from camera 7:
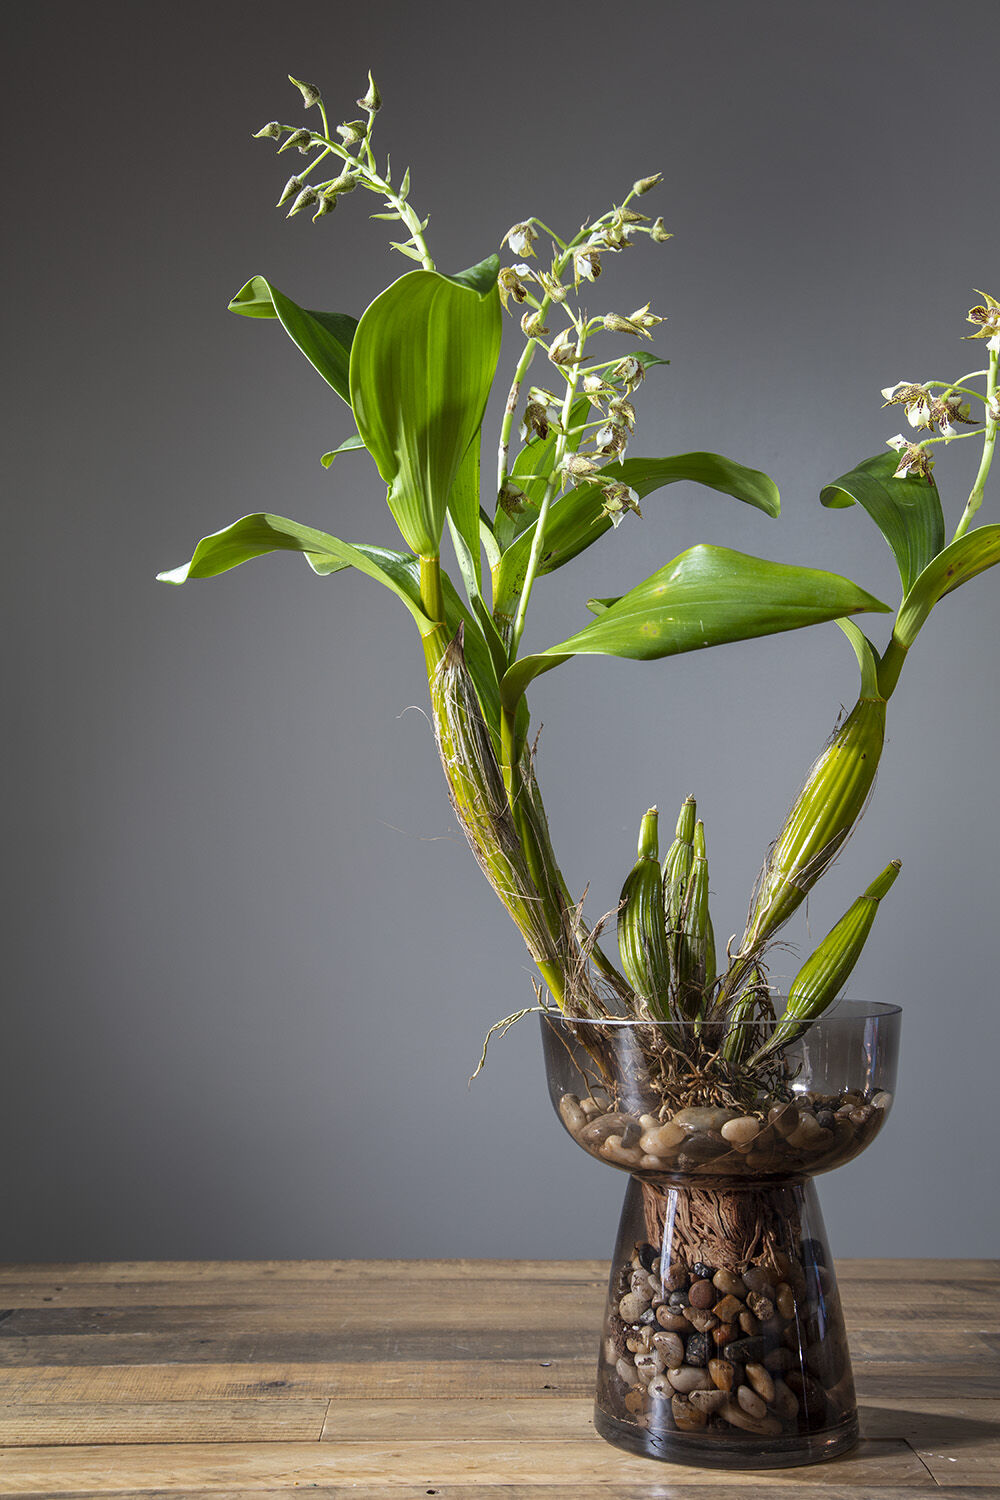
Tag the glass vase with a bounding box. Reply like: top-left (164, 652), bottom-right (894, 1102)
top-left (540, 1001), bottom-right (901, 1468)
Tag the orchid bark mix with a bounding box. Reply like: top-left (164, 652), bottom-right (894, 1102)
top-left (161, 76), bottom-right (999, 1100)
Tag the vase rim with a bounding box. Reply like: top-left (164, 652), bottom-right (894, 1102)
top-left (544, 997), bottom-right (902, 1028)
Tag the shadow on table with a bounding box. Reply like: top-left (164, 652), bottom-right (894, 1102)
top-left (862, 1402), bottom-right (1000, 1450)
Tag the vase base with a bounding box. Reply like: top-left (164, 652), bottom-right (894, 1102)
top-left (594, 1404), bottom-right (859, 1469)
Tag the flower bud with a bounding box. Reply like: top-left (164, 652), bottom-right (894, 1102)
top-left (563, 453), bottom-right (599, 483)
top-left (288, 75), bottom-right (322, 108)
top-left (603, 312), bottom-right (645, 336)
top-left (573, 248), bottom-right (602, 282)
top-left (357, 72), bottom-right (382, 112)
top-left (650, 217), bottom-right (672, 242)
top-left (337, 120), bottom-right (366, 146)
top-left (583, 373), bottom-right (613, 401)
top-left (277, 128), bottom-right (314, 154)
top-left (519, 400), bottom-right (550, 441)
top-left (612, 355), bottom-right (644, 391)
top-left (498, 481), bottom-right (529, 517)
top-left (629, 302), bottom-right (664, 331)
top-left (632, 173), bottom-right (663, 195)
top-left (276, 174), bottom-right (305, 207)
top-left (609, 396), bottom-right (636, 430)
top-left (287, 185), bottom-right (319, 217)
top-left (547, 329), bottom-right (578, 366)
top-left (252, 121), bottom-right (282, 140)
top-left (312, 192), bottom-right (338, 219)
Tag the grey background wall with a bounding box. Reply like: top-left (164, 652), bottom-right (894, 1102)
top-left (4, 0), bottom-right (998, 1261)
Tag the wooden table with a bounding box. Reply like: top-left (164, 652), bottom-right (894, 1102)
top-left (0, 1259), bottom-right (995, 1496)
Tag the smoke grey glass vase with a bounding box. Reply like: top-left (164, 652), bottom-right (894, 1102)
top-left (541, 1001), bottom-right (901, 1468)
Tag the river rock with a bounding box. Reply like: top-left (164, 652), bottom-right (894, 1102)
top-left (747, 1290), bottom-right (775, 1321)
top-left (708, 1357), bottom-right (736, 1391)
top-left (768, 1101), bottom-right (799, 1136)
top-left (724, 1335), bottom-right (765, 1365)
top-left (671, 1393), bottom-right (708, 1430)
top-left (771, 1376), bottom-right (799, 1418)
top-left (712, 1294), bottom-right (744, 1322)
top-left (688, 1278), bottom-right (715, 1308)
top-left (720, 1115), bottom-right (761, 1149)
top-left (775, 1282), bottom-right (796, 1320)
top-left (667, 1365), bottom-right (714, 1393)
top-left (745, 1362), bottom-right (775, 1403)
top-left (656, 1306), bottom-right (690, 1332)
top-left (558, 1093), bottom-right (586, 1133)
top-left (737, 1382), bottom-right (767, 1418)
top-left (672, 1105), bottom-right (739, 1133)
top-left (684, 1307), bottom-right (719, 1333)
top-left (653, 1330), bottom-right (685, 1366)
top-left (712, 1268), bottom-right (747, 1299)
top-left (689, 1386), bottom-right (729, 1413)
top-left (639, 1120), bottom-right (686, 1155)
top-left (742, 1266), bottom-right (775, 1295)
top-left (580, 1112), bottom-right (635, 1147)
top-left (684, 1332), bottom-right (710, 1367)
top-left (719, 1399), bottom-right (782, 1436)
top-left (619, 1290), bottom-right (651, 1322)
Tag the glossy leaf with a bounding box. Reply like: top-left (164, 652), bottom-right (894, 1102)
top-left (493, 452), bottom-right (781, 617)
top-left (229, 277), bottom-right (357, 405)
top-left (835, 618), bottom-right (881, 700)
top-left (320, 433), bottom-right (367, 468)
top-left (157, 513), bottom-right (432, 631)
top-left (447, 437), bottom-right (483, 599)
top-left (349, 267), bottom-right (502, 557)
top-left (894, 524), bottom-right (1000, 646)
top-left (821, 450), bottom-right (945, 596)
top-left (500, 545), bottom-right (890, 710)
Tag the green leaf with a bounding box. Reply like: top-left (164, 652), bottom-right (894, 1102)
top-left (835, 618), bottom-right (881, 699)
top-left (492, 452), bottom-right (781, 618)
top-left (320, 433), bottom-right (367, 468)
top-left (349, 268), bottom-right (502, 557)
top-left (446, 437), bottom-right (483, 600)
top-left (228, 277), bottom-right (358, 405)
top-left (894, 524), bottom-right (1000, 647)
top-left (157, 513), bottom-right (433, 632)
top-left (821, 450), bottom-right (945, 596)
top-left (500, 544), bottom-right (890, 710)
top-left (443, 254), bottom-right (501, 295)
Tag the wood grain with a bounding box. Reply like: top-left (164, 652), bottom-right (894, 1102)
top-left (0, 1260), bottom-right (994, 1497)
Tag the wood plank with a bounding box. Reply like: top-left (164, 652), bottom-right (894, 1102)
top-left (0, 1487), bottom-right (987, 1500)
top-left (0, 1438), bottom-right (931, 1493)
top-left (0, 1399), bottom-right (328, 1445)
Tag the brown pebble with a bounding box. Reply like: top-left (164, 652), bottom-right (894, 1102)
top-left (772, 1377), bottom-right (799, 1418)
top-left (558, 1093), bottom-right (587, 1133)
top-left (639, 1121), bottom-right (686, 1155)
top-left (580, 1111), bottom-right (635, 1147)
top-left (671, 1393), bottom-right (708, 1430)
top-left (662, 1264), bottom-right (689, 1293)
top-left (619, 1291), bottom-right (651, 1322)
top-left (708, 1357), bottom-right (736, 1391)
top-left (718, 1399), bottom-right (782, 1436)
top-left (737, 1383), bottom-right (767, 1418)
top-left (738, 1309), bottom-right (760, 1336)
top-left (689, 1278), bottom-right (715, 1308)
top-left (768, 1101), bottom-right (799, 1137)
top-left (655, 1306), bottom-right (689, 1332)
top-left (689, 1386), bottom-right (729, 1413)
top-left (742, 1266), bottom-right (774, 1295)
top-left (711, 1322), bottom-right (737, 1347)
top-left (647, 1373), bottom-right (672, 1401)
top-left (652, 1331), bottom-right (684, 1366)
top-left (712, 1268), bottom-right (747, 1299)
top-left (712, 1294), bottom-right (744, 1322)
top-left (747, 1291), bottom-right (774, 1321)
top-left (683, 1307), bottom-right (719, 1333)
top-left (785, 1368), bottom-right (827, 1415)
top-left (720, 1115), bottom-right (761, 1149)
top-left (763, 1345), bottom-right (795, 1372)
top-left (624, 1386), bottom-right (646, 1414)
top-left (776, 1283), bottom-right (796, 1320)
top-left (666, 1365), bottom-right (714, 1394)
top-left (745, 1363), bottom-right (775, 1403)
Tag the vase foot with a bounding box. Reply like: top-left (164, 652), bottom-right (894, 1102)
top-left (594, 1402), bottom-right (858, 1468)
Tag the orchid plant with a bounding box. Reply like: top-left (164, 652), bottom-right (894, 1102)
top-left (160, 75), bottom-right (999, 1100)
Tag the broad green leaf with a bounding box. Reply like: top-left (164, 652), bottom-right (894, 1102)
top-left (492, 452), bottom-right (781, 618)
top-left (443, 253), bottom-right (501, 295)
top-left (229, 277), bottom-right (357, 405)
top-left (500, 545), bottom-right (890, 710)
top-left (446, 437), bottom-right (483, 599)
top-left (835, 618), bottom-right (881, 699)
top-left (157, 513), bottom-right (432, 632)
top-left (821, 450), bottom-right (945, 596)
top-left (894, 524), bottom-right (1000, 647)
top-left (349, 267), bottom-right (502, 557)
top-left (320, 433), bottom-right (367, 468)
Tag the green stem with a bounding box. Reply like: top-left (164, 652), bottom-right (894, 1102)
top-left (876, 635), bottom-right (908, 700)
top-left (419, 554), bottom-right (447, 672)
top-left (953, 347), bottom-right (997, 541)
top-left (508, 326), bottom-right (584, 658)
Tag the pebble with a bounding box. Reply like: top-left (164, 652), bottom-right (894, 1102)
top-left (871, 1090), bottom-right (893, 1111)
top-left (671, 1393), bottom-right (708, 1430)
top-left (776, 1283), bottom-right (796, 1320)
top-left (691, 1262), bottom-right (715, 1280)
top-left (578, 1095), bottom-right (605, 1119)
top-left (685, 1332), bottom-right (711, 1367)
top-left (558, 1093), bottom-right (586, 1132)
top-left (580, 1112), bottom-right (635, 1147)
top-left (639, 1120), bottom-right (686, 1155)
top-left (708, 1357), bottom-right (736, 1391)
top-left (672, 1105), bottom-right (738, 1133)
top-left (724, 1335), bottom-right (765, 1365)
top-left (719, 1399), bottom-right (783, 1437)
top-left (712, 1294), bottom-right (744, 1322)
top-left (720, 1115), bottom-right (761, 1149)
top-left (742, 1266), bottom-right (774, 1295)
top-left (712, 1269), bottom-right (747, 1299)
top-left (737, 1383), bottom-right (767, 1418)
top-left (655, 1306), bottom-right (690, 1332)
top-left (689, 1386), bottom-right (729, 1414)
top-left (624, 1386), bottom-right (646, 1415)
top-left (600, 1134), bottom-right (643, 1166)
top-left (688, 1278), bottom-right (715, 1308)
top-left (639, 1153), bottom-right (670, 1170)
top-left (667, 1364), bottom-right (714, 1393)
top-left (662, 1265), bottom-right (689, 1293)
top-left (653, 1331), bottom-right (685, 1366)
top-left (738, 1309), bottom-right (760, 1336)
top-left (768, 1101), bottom-right (799, 1137)
top-left (647, 1374), bottom-right (672, 1400)
top-left (763, 1345), bottom-right (795, 1372)
top-left (712, 1322), bottom-right (737, 1347)
top-left (771, 1377), bottom-right (799, 1418)
top-left (745, 1363), bottom-right (775, 1403)
top-left (616, 1356), bottom-right (638, 1385)
top-left (684, 1307), bottom-right (719, 1333)
top-left (634, 1351), bottom-right (664, 1382)
top-left (619, 1291), bottom-right (650, 1322)
top-left (747, 1291), bottom-right (775, 1321)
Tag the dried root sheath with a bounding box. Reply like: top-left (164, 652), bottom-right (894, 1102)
top-left (642, 1180), bottom-right (804, 1274)
top-left (430, 632), bottom-right (563, 978)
